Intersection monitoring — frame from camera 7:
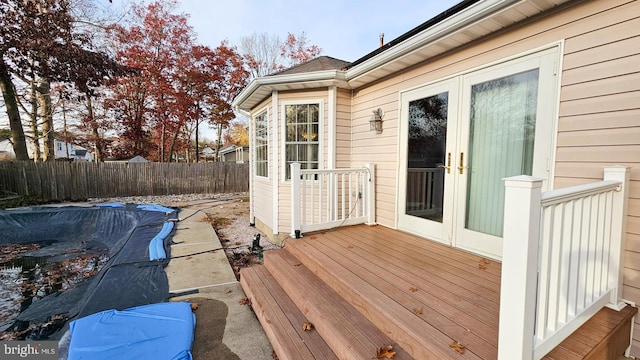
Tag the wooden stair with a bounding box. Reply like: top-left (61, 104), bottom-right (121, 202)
top-left (240, 228), bottom-right (637, 360)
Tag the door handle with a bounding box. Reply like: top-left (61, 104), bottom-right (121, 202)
top-left (437, 153), bottom-right (451, 174)
top-left (458, 152), bottom-right (465, 174)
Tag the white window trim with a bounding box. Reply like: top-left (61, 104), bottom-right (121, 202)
top-left (280, 99), bottom-right (324, 182)
top-left (253, 106), bottom-right (269, 180)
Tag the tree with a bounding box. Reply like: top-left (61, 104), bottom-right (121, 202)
top-left (108, 1), bottom-right (248, 162)
top-left (0, 0), bottom-right (124, 161)
top-left (240, 31), bottom-right (322, 79)
top-left (223, 120), bottom-right (249, 146)
top-left (281, 32), bottom-right (321, 68)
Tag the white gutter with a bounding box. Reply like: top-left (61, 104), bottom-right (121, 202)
top-left (345, 0), bottom-right (523, 81)
top-left (232, 70), bottom-right (348, 111)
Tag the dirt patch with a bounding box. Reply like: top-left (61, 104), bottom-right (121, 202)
top-left (181, 195), bottom-right (278, 280)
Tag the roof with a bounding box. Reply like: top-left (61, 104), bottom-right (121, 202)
top-left (272, 56), bottom-right (350, 76)
top-left (233, 0), bottom-right (574, 112)
top-left (347, 0), bottom-right (480, 68)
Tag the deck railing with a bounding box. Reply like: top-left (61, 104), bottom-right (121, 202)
top-left (290, 163), bottom-right (375, 237)
top-left (406, 168), bottom-right (443, 213)
top-left (498, 166), bottom-right (630, 360)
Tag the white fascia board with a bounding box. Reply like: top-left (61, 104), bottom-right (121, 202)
top-left (345, 0), bottom-right (522, 82)
top-left (233, 70), bottom-right (348, 111)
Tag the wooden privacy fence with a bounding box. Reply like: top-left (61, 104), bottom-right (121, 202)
top-left (0, 161), bottom-right (249, 201)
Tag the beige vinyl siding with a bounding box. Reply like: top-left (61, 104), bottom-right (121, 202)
top-left (277, 89), bottom-right (329, 234)
top-left (336, 88), bottom-right (352, 168)
top-left (250, 98), bottom-right (274, 232)
top-left (553, 1), bottom-right (640, 354)
top-left (347, 0), bottom-right (639, 354)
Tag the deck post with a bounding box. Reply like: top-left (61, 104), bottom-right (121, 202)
top-left (604, 166), bottom-right (630, 310)
top-left (365, 163), bottom-right (376, 225)
top-left (290, 163), bottom-right (302, 238)
top-left (499, 175), bottom-right (544, 360)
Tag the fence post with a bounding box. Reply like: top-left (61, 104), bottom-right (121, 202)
top-left (498, 175), bottom-right (544, 360)
top-left (604, 166), bottom-right (630, 310)
top-left (365, 163), bottom-right (376, 225)
top-left (290, 163), bottom-right (302, 238)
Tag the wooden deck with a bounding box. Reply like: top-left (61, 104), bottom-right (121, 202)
top-left (240, 224), bottom-right (636, 359)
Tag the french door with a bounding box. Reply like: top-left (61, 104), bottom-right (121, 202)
top-left (398, 48), bottom-right (558, 260)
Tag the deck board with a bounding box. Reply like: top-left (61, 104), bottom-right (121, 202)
top-left (240, 266), bottom-right (319, 360)
top-left (264, 250), bottom-right (415, 359)
top-left (251, 266), bottom-right (339, 360)
top-left (308, 230), bottom-right (500, 348)
top-left (244, 224), bottom-right (636, 359)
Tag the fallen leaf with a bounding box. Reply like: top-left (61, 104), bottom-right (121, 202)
top-left (413, 307), bottom-right (423, 315)
top-left (190, 302), bottom-right (199, 310)
top-left (186, 256), bottom-right (193, 260)
top-left (271, 350), bottom-right (279, 359)
top-left (376, 345), bottom-right (396, 359)
top-left (239, 297), bottom-right (251, 306)
top-left (310, 236), bottom-right (317, 240)
top-left (478, 263), bottom-right (487, 270)
top-left (293, 263), bottom-right (302, 267)
top-left (449, 341), bottom-right (465, 354)
top-left (225, 289), bottom-right (232, 294)
top-left (235, 242), bottom-right (241, 245)
top-left (302, 322), bottom-right (313, 331)
top-left (481, 258), bottom-right (491, 264)
top-left (409, 287), bottom-right (418, 292)
top-left (347, 244), bottom-right (354, 249)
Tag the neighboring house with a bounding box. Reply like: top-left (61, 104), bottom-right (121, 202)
top-left (217, 144), bottom-right (249, 163)
top-left (105, 155), bottom-right (149, 163)
top-left (0, 138), bottom-right (93, 161)
top-left (199, 146), bottom-right (216, 162)
top-left (233, 0), bottom-right (640, 358)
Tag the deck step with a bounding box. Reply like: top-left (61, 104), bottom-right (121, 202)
top-left (239, 265), bottom-right (337, 360)
top-left (286, 236), bottom-right (491, 359)
top-left (263, 249), bottom-right (414, 360)
top-left (542, 304), bottom-right (637, 359)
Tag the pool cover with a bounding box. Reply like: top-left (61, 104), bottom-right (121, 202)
top-left (0, 204), bottom-right (178, 337)
top-left (68, 302), bottom-right (195, 360)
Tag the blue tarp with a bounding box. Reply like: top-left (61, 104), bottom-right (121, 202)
top-left (149, 222), bottom-right (174, 261)
top-left (136, 204), bottom-right (175, 214)
top-left (68, 302), bottom-right (195, 360)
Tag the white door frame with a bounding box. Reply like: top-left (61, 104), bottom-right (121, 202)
top-left (397, 45), bottom-right (560, 260)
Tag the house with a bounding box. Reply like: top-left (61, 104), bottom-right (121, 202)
top-left (199, 146), bottom-right (216, 162)
top-left (0, 138), bottom-right (93, 161)
top-left (217, 144), bottom-right (249, 163)
top-left (104, 155), bottom-right (149, 163)
top-left (233, 0), bottom-right (640, 359)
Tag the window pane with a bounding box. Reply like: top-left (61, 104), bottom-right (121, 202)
top-left (465, 69), bottom-right (539, 237)
top-left (284, 102), bottom-right (320, 179)
top-left (254, 110), bottom-right (269, 177)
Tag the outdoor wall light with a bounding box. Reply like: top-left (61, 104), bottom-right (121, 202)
top-left (370, 108), bottom-right (384, 134)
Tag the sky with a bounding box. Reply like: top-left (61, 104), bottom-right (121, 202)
top-left (176, 0), bottom-right (462, 140)
top-left (176, 0), bottom-right (462, 63)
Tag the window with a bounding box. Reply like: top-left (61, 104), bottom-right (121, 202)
top-left (57, 142), bottom-right (63, 151)
top-left (284, 103), bottom-right (320, 179)
top-left (254, 110), bottom-right (268, 178)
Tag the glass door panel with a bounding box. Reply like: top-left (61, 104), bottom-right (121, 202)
top-left (406, 92), bottom-right (448, 223)
top-left (465, 69), bottom-right (539, 237)
top-left (398, 79), bottom-right (458, 244)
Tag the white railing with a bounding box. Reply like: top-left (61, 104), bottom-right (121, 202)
top-left (290, 163), bottom-right (375, 237)
top-left (498, 166), bottom-right (630, 360)
top-left (406, 168), bottom-right (443, 212)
